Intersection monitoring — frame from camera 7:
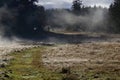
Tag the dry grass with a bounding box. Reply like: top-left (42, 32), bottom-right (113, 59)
top-left (0, 32), bottom-right (120, 80)
top-left (43, 42), bottom-right (120, 79)
top-left (43, 42), bottom-right (120, 66)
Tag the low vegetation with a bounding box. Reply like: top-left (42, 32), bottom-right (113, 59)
top-left (0, 47), bottom-right (63, 80)
top-left (43, 42), bottom-right (120, 80)
top-left (0, 42), bottom-right (120, 80)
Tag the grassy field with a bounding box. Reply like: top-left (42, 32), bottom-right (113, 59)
top-left (43, 42), bottom-right (120, 80)
top-left (0, 42), bottom-right (120, 80)
top-left (0, 47), bottom-right (63, 80)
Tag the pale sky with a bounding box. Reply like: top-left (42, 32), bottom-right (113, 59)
top-left (38, 0), bottom-right (114, 9)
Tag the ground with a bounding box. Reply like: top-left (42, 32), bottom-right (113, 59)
top-left (0, 32), bottom-right (120, 80)
top-left (43, 42), bottom-right (120, 80)
top-left (43, 42), bottom-right (120, 68)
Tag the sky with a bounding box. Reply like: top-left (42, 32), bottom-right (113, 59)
top-left (38, 0), bottom-right (114, 9)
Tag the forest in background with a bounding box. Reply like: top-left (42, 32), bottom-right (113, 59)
top-left (0, 0), bottom-right (120, 38)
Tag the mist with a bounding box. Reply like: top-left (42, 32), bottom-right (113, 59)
top-left (0, 6), bottom-right (7, 36)
top-left (47, 7), bottom-right (109, 32)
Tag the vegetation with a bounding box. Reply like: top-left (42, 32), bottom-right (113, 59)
top-left (46, 6), bottom-right (108, 32)
top-left (43, 42), bottom-right (120, 80)
top-left (1, 42), bottom-right (119, 80)
top-left (0, 0), bottom-right (120, 80)
top-left (0, 0), bottom-right (120, 38)
top-left (0, 0), bottom-right (46, 37)
top-left (45, 0), bottom-right (120, 33)
top-left (72, 0), bottom-right (82, 14)
top-left (109, 0), bottom-right (120, 33)
top-left (0, 47), bottom-right (63, 80)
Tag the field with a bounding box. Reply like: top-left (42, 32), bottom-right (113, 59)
top-left (0, 32), bottom-right (120, 80)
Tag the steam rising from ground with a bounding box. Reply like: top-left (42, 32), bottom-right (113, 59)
top-left (0, 7), bottom-right (8, 36)
top-left (0, 7), bottom-right (15, 48)
top-left (51, 8), bottom-right (108, 32)
top-left (0, 6), bottom-right (21, 49)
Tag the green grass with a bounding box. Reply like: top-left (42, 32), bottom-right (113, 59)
top-left (0, 47), bottom-right (63, 80)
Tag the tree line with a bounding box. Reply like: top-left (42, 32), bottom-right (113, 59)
top-left (45, 0), bottom-right (108, 32)
top-left (0, 0), bottom-right (120, 38)
top-left (46, 0), bottom-right (120, 33)
top-left (0, 0), bottom-right (45, 38)
top-left (109, 0), bottom-right (120, 33)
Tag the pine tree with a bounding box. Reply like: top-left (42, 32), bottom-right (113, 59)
top-left (72, 0), bottom-right (82, 14)
top-left (109, 0), bottom-right (120, 33)
top-left (0, 0), bottom-right (46, 37)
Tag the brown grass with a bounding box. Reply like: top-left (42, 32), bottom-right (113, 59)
top-left (43, 42), bottom-right (120, 66)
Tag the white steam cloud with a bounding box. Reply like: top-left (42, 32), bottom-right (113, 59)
top-left (50, 8), bottom-right (108, 32)
top-left (0, 7), bottom-right (8, 36)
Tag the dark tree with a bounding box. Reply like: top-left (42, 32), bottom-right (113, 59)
top-left (0, 0), bottom-right (4, 7)
top-left (72, 0), bottom-right (82, 14)
top-left (109, 0), bottom-right (120, 33)
top-left (0, 0), bottom-right (46, 37)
